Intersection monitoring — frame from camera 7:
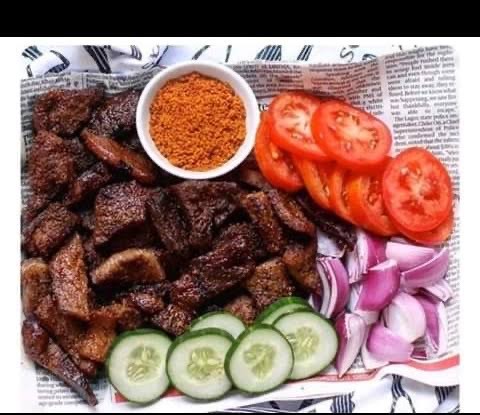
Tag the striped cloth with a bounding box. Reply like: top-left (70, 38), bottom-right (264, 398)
top-left (21, 44), bottom-right (459, 413)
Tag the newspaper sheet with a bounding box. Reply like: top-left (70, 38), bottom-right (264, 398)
top-left (20, 45), bottom-right (460, 413)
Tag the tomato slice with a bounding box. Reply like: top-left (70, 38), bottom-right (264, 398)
top-left (346, 169), bottom-right (397, 237)
top-left (394, 210), bottom-right (454, 246)
top-left (311, 100), bottom-right (392, 172)
top-left (328, 165), bottom-right (356, 223)
top-left (382, 147), bottom-right (452, 232)
top-left (254, 112), bottom-right (303, 192)
top-left (292, 157), bottom-right (334, 210)
top-left (269, 92), bottom-right (330, 162)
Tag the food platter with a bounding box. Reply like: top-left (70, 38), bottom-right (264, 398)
top-left (20, 47), bottom-right (460, 411)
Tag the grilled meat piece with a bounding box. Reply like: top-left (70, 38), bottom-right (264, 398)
top-left (88, 90), bottom-right (140, 137)
top-left (170, 231), bottom-right (256, 310)
top-left (21, 258), bottom-right (51, 317)
top-left (22, 193), bottom-right (50, 227)
top-left (241, 191), bottom-right (286, 255)
top-left (129, 291), bottom-right (165, 316)
top-left (151, 304), bottom-right (194, 336)
top-left (213, 222), bottom-right (266, 261)
top-left (50, 234), bottom-right (90, 321)
top-left (224, 295), bottom-right (257, 325)
top-left (82, 236), bottom-right (103, 271)
top-left (92, 298), bottom-right (143, 331)
top-left (268, 189), bottom-right (316, 236)
top-left (64, 162), bottom-right (112, 206)
top-left (33, 88), bottom-right (103, 136)
top-left (23, 203), bottom-right (79, 258)
top-left (64, 137), bottom-right (97, 174)
top-left (146, 189), bottom-right (191, 257)
top-left (34, 295), bottom-right (97, 377)
top-left (28, 130), bottom-right (76, 199)
top-left (91, 249), bottom-right (166, 286)
top-left (169, 180), bottom-right (240, 253)
top-left (82, 130), bottom-right (157, 185)
top-left (78, 314), bottom-right (116, 363)
top-left (296, 193), bottom-right (355, 250)
top-left (100, 221), bottom-right (158, 256)
top-left (236, 166), bottom-right (272, 191)
top-left (283, 241), bottom-right (322, 295)
top-left (245, 258), bottom-right (295, 310)
top-left (97, 281), bottom-right (171, 308)
top-left (22, 318), bottom-right (98, 406)
top-left (93, 181), bottom-right (151, 247)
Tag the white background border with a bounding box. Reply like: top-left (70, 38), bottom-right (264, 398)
top-left (0, 37), bottom-right (478, 413)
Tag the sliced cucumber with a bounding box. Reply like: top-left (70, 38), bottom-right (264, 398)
top-left (256, 297), bottom-right (312, 325)
top-left (273, 311), bottom-right (338, 380)
top-left (106, 329), bottom-right (172, 404)
top-left (190, 311), bottom-right (246, 339)
top-left (225, 324), bottom-right (293, 393)
top-left (166, 328), bottom-right (234, 400)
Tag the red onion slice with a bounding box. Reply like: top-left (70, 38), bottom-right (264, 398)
top-left (385, 241), bottom-right (435, 271)
top-left (319, 258), bottom-right (350, 318)
top-left (415, 295), bottom-right (448, 357)
top-left (361, 327), bottom-right (388, 370)
top-left (348, 283), bottom-right (379, 325)
top-left (401, 248), bottom-right (449, 288)
top-left (316, 229), bottom-right (345, 258)
top-left (421, 279), bottom-right (453, 303)
top-left (357, 259), bottom-right (400, 311)
top-left (335, 313), bottom-right (367, 377)
top-left (366, 323), bottom-right (413, 363)
top-left (383, 292), bottom-right (426, 343)
top-left (346, 229), bottom-right (386, 283)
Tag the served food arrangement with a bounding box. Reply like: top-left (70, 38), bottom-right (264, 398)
top-left (21, 63), bottom-right (454, 407)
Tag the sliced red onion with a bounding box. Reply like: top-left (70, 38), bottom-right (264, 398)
top-left (357, 259), bottom-right (400, 311)
top-left (389, 236), bottom-right (411, 244)
top-left (415, 295), bottom-right (448, 357)
top-left (366, 323), bottom-right (413, 363)
top-left (421, 279), bottom-right (453, 303)
top-left (346, 229), bottom-right (386, 283)
top-left (315, 258), bottom-right (350, 318)
top-left (335, 313), bottom-right (367, 377)
top-left (348, 283), bottom-right (379, 325)
top-left (402, 286), bottom-right (420, 296)
top-left (383, 292), bottom-right (426, 343)
top-left (316, 229), bottom-right (345, 258)
top-left (361, 327), bottom-right (388, 370)
top-left (401, 248), bottom-right (449, 288)
top-left (385, 241), bottom-right (435, 271)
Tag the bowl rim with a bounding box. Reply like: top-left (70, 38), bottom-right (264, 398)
top-left (136, 60), bottom-right (259, 180)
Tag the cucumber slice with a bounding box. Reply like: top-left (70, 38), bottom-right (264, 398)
top-left (225, 324), bottom-right (293, 393)
top-left (273, 311), bottom-right (338, 380)
top-left (190, 311), bottom-right (246, 339)
top-left (256, 297), bottom-right (311, 325)
top-left (166, 328), bottom-right (234, 400)
top-left (106, 329), bottom-right (172, 404)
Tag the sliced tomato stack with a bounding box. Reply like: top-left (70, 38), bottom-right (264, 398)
top-left (253, 91), bottom-right (454, 245)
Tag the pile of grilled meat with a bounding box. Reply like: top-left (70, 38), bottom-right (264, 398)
top-left (21, 87), bottom-right (355, 405)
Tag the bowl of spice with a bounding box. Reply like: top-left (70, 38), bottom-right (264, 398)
top-left (136, 61), bottom-right (259, 179)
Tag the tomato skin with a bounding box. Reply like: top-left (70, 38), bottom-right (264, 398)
top-left (311, 100), bottom-right (392, 172)
top-left (328, 165), bottom-right (356, 223)
top-left (292, 157), bottom-right (334, 210)
top-left (394, 210), bottom-right (454, 246)
top-left (254, 112), bottom-right (303, 192)
top-left (346, 171), bottom-right (397, 237)
top-left (269, 91), bottom-right (330, 162)
top-left (382, 147), bottom-right (453, 232)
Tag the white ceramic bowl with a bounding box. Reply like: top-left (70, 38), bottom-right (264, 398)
top-left (136, 61), bottom-right (259, 180)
